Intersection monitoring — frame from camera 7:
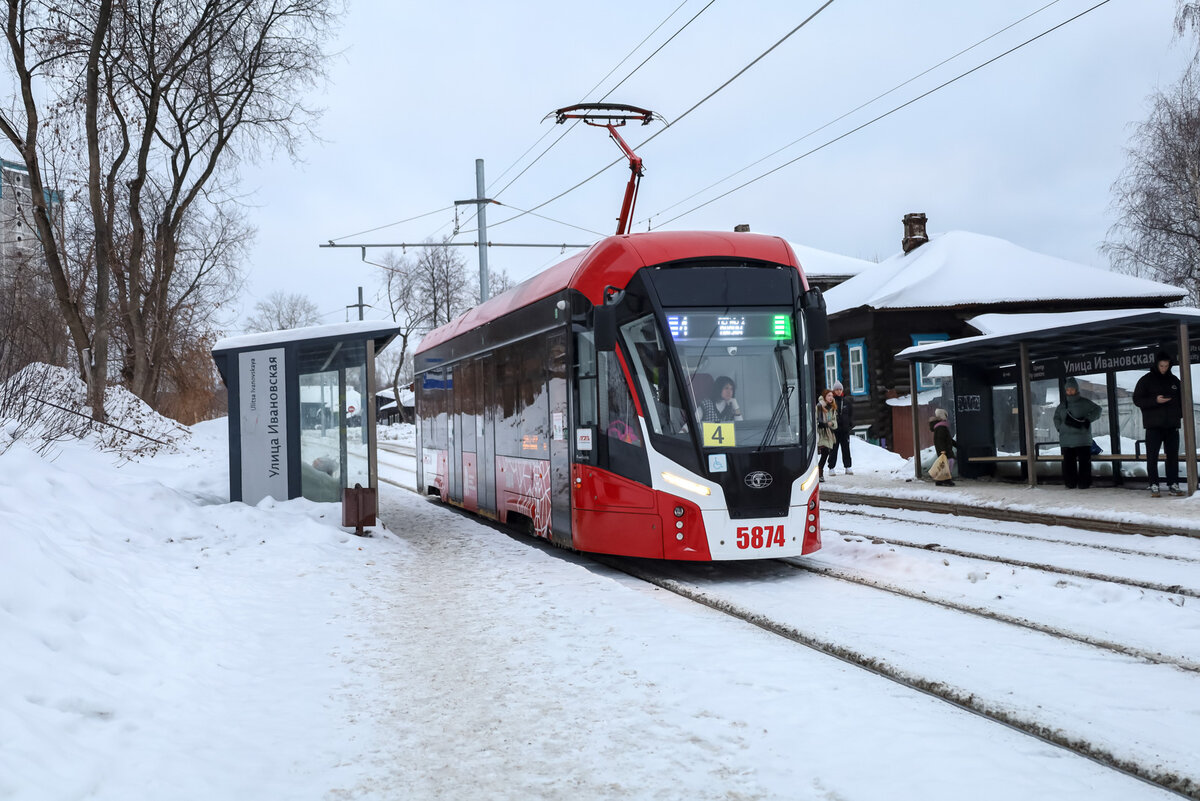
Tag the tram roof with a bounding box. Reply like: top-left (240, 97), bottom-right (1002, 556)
top-left (895, 307), bottom-right (1200, 366)
top-left (416, 231), bottom-right (804, 354)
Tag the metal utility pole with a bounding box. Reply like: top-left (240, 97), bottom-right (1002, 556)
top-left (455, 159), bottom-right (492, 303)
top-left (346, 286), bottom-right (369, 321)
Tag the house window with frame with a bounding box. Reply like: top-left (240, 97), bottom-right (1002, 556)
top-left (823, 348), bottom-right (840, 390)
top-left (847, 338), bottom-right (868, 395)
top-left (911, 334), bottom-right (949, 390)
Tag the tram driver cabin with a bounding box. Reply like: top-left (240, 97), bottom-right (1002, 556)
top-left (415, 231), bottom-right (829, 561)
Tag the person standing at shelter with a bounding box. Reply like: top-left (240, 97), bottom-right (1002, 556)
top-left (929, 407), bottom-right (956, 487)
top-left (816, 390), bottom-right (837, 482)
top-left (828, 380), bottom-right (853, 475)
top-left (1133, 350), bottom-right (1185, 497)
top-left (1053, 377), bottom-right (1102, 490)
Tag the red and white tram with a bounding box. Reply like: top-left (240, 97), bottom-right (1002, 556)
top-left (414, 230), bottom-right (829, 560)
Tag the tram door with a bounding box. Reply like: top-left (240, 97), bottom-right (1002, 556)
top-left (479, 354), bottom-right (497, 516)
top-left (447, 363), bottom-right (460, 502)
top-left (548, 331), bottom-right (572, 546)
top-left (459, 357), bottom-right (480, 512)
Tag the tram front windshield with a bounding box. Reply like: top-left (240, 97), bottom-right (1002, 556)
top-left (620, 308), bottom-right (803, 449)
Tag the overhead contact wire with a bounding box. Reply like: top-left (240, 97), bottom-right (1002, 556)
top-left (657, 0), bottom-right (1115, 227)
top-left (643, 0), bottom-right (1067, 224)
top-left (487, 0), bottom-right (839, 231)
top-left (487, 0), bottom-right (716, 204)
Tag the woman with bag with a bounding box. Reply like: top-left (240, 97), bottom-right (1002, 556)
top-left (1053, 376), bottom-right (1102, 489)
top-left (929, 407), bottom-right (956, 487)
top-left (817, 389), bottom-right (837, 482)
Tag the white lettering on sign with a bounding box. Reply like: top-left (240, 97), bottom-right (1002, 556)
top-left (238, 348), bottom-right (288, 504)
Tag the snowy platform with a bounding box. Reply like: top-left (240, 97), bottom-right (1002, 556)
top-left (819, 471), bottom-right (1200, 538)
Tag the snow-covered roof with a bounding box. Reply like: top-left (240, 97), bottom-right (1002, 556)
top-left (375, 386), bottom-right (415, 405)
top-left (884, 388), bottom-right (945, 407)
top-left (785, 241), bottom-right (874, 279)
top-left (825, 231), bottom-right (1185, 314)
top-left (299, 386), bottom-right (362, 408)
top-left (213, 320), bottom-right (401, 353)
top-left (965, 309), bottom-right (1185, 337)
top-left (896, 307), bottom-right (1200, 362)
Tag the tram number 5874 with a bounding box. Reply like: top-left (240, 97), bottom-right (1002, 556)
top-left (736, 525), bottom-right (786, 549)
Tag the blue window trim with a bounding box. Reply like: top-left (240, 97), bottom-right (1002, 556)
top-left (911, 334), bottom-right (949, 390)
top-left (823, 346), bottom-right (841, 390)
top-left (846, 338), bottom-right (869, 396)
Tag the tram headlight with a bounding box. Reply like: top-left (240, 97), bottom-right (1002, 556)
top-left (660, 471), bottom-right (711, 497)
top-left (800, 467), bottom-right (819, 492)
top-left (673, 506), bottom-right (685, 518)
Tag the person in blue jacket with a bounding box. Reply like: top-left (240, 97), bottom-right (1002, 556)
top-left (1053, 377), bottom-right (1102, 489)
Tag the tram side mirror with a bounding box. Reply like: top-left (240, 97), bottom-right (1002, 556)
top-left (801, 287), bottom-right (829, 350)
top-left (595, 305), bottom-right (618, 351)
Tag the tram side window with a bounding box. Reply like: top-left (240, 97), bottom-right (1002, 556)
top-left (458, 359), bottom-right (478, 454)
top-left (621, 314), bottom-right (688, 439)
top-left (495, 337), bottom-right (550, 459)
top-left (419, 369), bottom-right (448, 450)
top-left (575, 331), bottom-right (599, 461)
top-left (601, 352), bottom-right (643, 449)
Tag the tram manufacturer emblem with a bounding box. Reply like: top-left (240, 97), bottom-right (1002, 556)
top-left (744, 471), bottom-right (773, 489)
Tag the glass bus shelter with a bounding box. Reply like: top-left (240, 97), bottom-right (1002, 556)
top-left (895, 308), bottom-right (1200, 496)
top-left (212, 320), bottom-right (402, 507)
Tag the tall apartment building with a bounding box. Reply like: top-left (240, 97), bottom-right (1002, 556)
top-left (0, 157), bottom-right (55, 279)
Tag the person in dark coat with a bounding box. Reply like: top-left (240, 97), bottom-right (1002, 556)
top-left (929, 407), bottom-right (956, 487)
top-left (1053, 376), bottom-right (1102, 489)
top-left (828, 380), bottom-right (854, 475)
top-left (1133, 350), bottom-right (1185, 497)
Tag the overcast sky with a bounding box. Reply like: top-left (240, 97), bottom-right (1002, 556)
top-left (17, 0), bottom-right (1196, 331)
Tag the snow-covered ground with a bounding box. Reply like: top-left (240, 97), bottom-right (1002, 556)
top-left (1, 382), bottom-right (1195, 799)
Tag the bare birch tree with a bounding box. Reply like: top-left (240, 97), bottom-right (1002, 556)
top-left (2, 0), bottom-right (342, 417)
top-left (1104, 66), bottom-right (1200, 303)
top-left (245, 290), bottom-right (322, 333)
top-left (1, 0), bottom-right (114, 418)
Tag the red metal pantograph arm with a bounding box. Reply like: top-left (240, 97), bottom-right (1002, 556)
top-left (547, 103), bottom-right (664, 237)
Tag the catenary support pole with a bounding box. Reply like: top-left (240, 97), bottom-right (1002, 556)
top-left (910, 361), bottom-right (922, 481)
top-left (1179, 322), bottom-right (1197, 496)
top-left (1019, 342), bottom-right (1037, 489)
top-left (346, 286), bottom-right (369, 321)
top-left (476, 159), bottom-right (490, 302)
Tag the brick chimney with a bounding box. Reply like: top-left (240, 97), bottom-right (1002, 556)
top-left (902, 213), bottom-right (928, 253)
top-left (733, 223), bottom-right (750, 232)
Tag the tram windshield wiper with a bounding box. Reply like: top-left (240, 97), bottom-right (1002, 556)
top-left (758, 384), bottom-right (794, 451)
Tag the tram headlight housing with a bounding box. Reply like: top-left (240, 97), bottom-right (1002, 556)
top-left (673, 506), bottom-right (685, 518)
top-left (800, 466), bottom-right (819, 492)
top-left (660, 471), bottom-right (711, 497)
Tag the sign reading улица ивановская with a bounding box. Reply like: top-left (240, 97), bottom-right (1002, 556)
top-left (238, 348), bottom-right (288, 504)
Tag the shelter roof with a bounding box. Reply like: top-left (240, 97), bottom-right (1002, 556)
top-left (213, 320), bottom-right (402, 354)
top-left (825, 231), bottom-right (1185, 314)
top-left (895, 308), bottom-right (1200, 366)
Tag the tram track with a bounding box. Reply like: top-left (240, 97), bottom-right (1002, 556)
top-left (780, 557), bottom-right (1200, 673)
top-left (828, 504), bottom-right (1200, 565)
top-left (593, 554), bottom-right (1199, 799)
top-left (828, 526), bottom-right (1200, 600)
